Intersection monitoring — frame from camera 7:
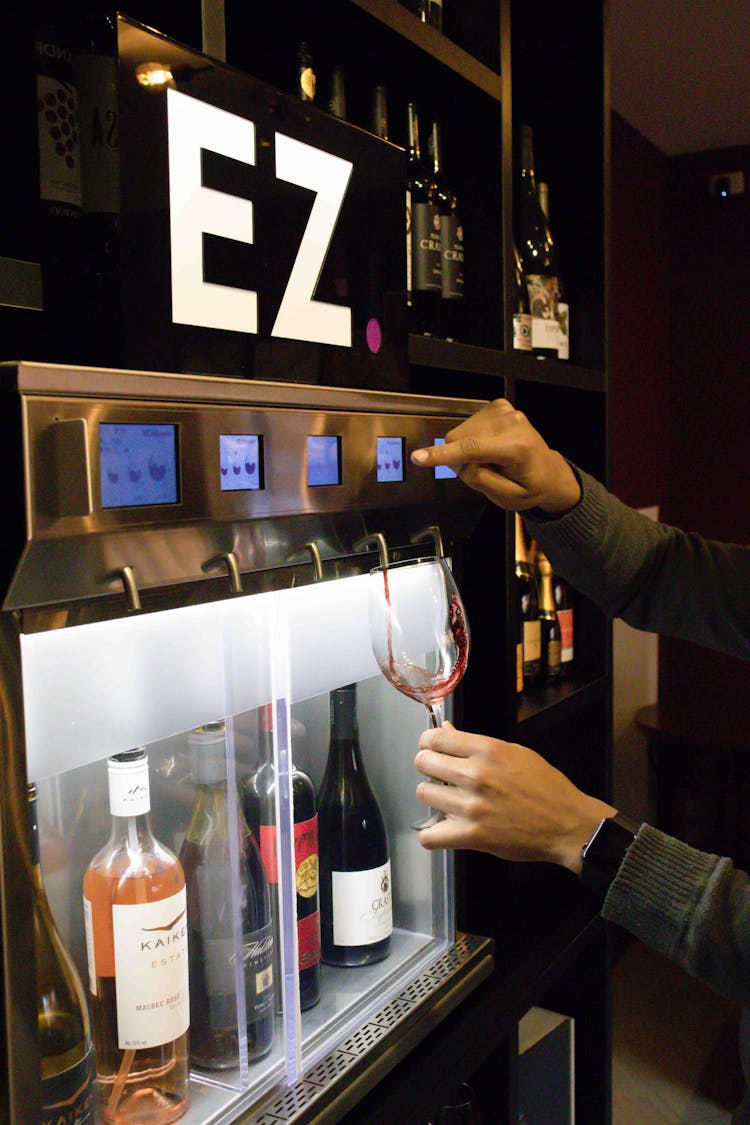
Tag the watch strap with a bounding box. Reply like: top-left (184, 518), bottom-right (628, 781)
top-left (580, 813), bottom-right (640, 897)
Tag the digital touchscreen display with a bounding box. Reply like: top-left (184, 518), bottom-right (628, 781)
top-left (100, 423), bottom-right (179, 508)
top-left (433, 437), bottom-right (457, 480)
top-left (307, 435), bottom-right (342, 487)
top-left (376, 437), bottom-right (405, 483)
top-left (220, 434), bottom-right (263, 491)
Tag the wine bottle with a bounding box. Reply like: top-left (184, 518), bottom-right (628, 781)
top-left (515, 125), bottom-right (560, 359)
top-left (407, 102), bottom-right (441, 336)
top-left (512, 243), bottom-right (532, 352)
top-left (296, 42), bottom-right (316, 102)
top-left (429, 120), bottom-right (465, 341)
top-left (536, 549), bottom-right (563, 684)
top-left (243, 704), bottom-right (321, 1011)
top-left (554, 573), bottom-right (575, 675)
top-left (318, 684), bottom-right (392, 967)
top-left (181, 722), bottom-right (274, 1068)
top-left (82, 748), bottom-right (190, 1125)
top-left (537, 181), bottom-right (570, 361)
top-left (370, 83), bottom-right (389, 140)
top-left (515, 514), bottom-right (541, 690)
top-left (417, 0), bottom-right (443, 31)
top-left (29, 783), bottom-right (98, 1125)
top-left (327, 68), bottom-right (347, 120)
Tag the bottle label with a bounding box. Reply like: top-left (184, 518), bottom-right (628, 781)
top-left (516, 642), bottom-right (524, 694)
top-left (526, 275), bottom-right (560, 350)
top-left (36, 71), bottom-right (83, 210)
top-left (513, 312), bottom-right (532, 351)
top-left (298, 909), bottom-right (321, 970)
top-left (547, 639), bottom-right (562, 670)
top-left (41, 1042), bottom-right (97, 1125)
top-left (76, 54), bottom-right (120, 214)
top-left (259, 824), bottom-right (278, 885)
top-left (243, 920), bottom-right (274, 1021)
top-left (331, 861), bottom-right (393, 946)
top-left (107, 758), bottom-right (150, 817)
top-left (557, 301), bottom-right (570, 359)
top-left (558, 607), bottom-right (574, 662)
top-left (295, 815), bottom-right (319, 898)
top-left (412, 203), bottom-right (441, 291)
top-left (440, 213), bottom-right (464, 299)
top-left (523, 620), bottom-right (541, 663)
top-left (111, 887), bottom-right (189, 1049)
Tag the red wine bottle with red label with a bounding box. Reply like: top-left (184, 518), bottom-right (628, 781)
top-left (318, 684), bottom-right (392, 967)
top-left (243, 705), bottom-right (321, 1011)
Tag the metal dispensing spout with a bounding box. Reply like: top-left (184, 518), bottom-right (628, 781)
top-left (410, 524), bottom-right (445, 558)
top-left (302, 541), bottom-right (325, 582)
top-left (202, 551), bottom-right (244, 595)
top-left (354, 531), bottom-right (390, 570)
top-left (107, 565), bottom-right (142, 612)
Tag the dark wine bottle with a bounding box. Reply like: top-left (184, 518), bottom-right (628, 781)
top-left (318, 684), bottom-right (392, 967)
top-left (243, 705), bottom-right (321, 1011)
top-left (515, 125), bottom-right (560, 359)
top-left (536, 549), bottom-right (563, 684)
top-left (29, 783), bottom-right (98, 1124)
top-left (417, 0), bottom-right (443, 31)
top-left (327, 68), bottom-right (347, 120)
top-left (296, 41), bottom-right (316, 102)
top-left (554, 573), bottom-right (575, 675)
top-left (515, 514), bottom-right (541, 690)
top-left (512, 243), bottom-right (532, 352)
top-left (429, 121), bottom-right (465, 341)
top-left (407, 102), bottom-right (441, 336)
top-left (181, 722), bottom-right (275, 1067)
top-left (538, 180), bottom-right (570, 360)
top-left (370, 83), bottom-right (389, 140)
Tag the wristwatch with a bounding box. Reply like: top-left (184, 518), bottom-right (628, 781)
top-left (580, 813), bottom-right (640, 896)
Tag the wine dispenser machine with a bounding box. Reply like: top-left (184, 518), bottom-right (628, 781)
top-left (0, 362), bottom-right (493, 1125)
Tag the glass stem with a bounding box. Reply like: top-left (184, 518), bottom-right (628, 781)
top-left (427, 699), bottom-right (445, 729)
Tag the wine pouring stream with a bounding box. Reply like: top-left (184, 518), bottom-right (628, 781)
top-left (360, 528), bottom-right (470, 830)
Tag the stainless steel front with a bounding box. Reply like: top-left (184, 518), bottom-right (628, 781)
top-left (4, 362), bottom-right (487, 610)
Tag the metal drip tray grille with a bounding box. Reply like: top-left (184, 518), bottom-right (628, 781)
top-left (251, 933), bottom-right (493, 1123)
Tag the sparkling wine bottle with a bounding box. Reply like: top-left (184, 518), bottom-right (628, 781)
top-left (181, 722), bottom-right (275, 1068)
top-left (318, 684), bottom-right (392, 967)
top-left (515, 514), bottom-right (541, 691)
top-left (554, 573), bottom-right (575, 675)
top-left (536, 549), bottom-right (563, 684)
top-left (82, 748), bottom-right (190, 1125)
top-left (29, 783), bottom-right (98, 1125)
top-left (515, 125), bottom-right (560, 359)
top-left (407, 102), bottom-right (441, 336)
top-left (243, 705), bottom-right (321, 1011)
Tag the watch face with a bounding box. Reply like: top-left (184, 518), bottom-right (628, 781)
top-left (580, 815), bottom-right (638, 897)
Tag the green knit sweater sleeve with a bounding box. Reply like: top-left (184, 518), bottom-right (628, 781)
top-left (524, 466), bottom-right (750, 660)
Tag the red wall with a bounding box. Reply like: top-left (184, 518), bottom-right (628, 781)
top-left (611, 114), bottom-right (750, 707)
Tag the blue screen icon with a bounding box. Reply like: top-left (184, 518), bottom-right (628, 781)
top-left (433, 437), bottom-right (457, 480)
top-left (307, 435), bottom-right (342, 486)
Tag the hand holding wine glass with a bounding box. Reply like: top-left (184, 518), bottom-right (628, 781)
top-left (367, 555), bottom-right (469, 830)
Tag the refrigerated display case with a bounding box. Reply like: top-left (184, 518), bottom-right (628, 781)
top-left (0, 360), bottom-right (493, 1124)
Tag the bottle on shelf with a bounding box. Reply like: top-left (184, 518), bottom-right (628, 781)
top-left (82, 748), bottom-right (190, 1125)
top-left (554, 573), bottom-right (575, 676)
top-left (296, 41), bottom-right (316, 102)
top-left (428, 120), bottom-right (465, 341)
top-left (29, 782), bottom-right (98, 1124)
top-left (512, 243), bottom-right (532, 352)
top-left (242, 704), bottom-right (321, 1012)
top-left (417, 0), bottom-right (444, 32)
top-left (327, 67), bottom-right (347, 120)
top-left (515, 125), bottom-right (560, 359)
top-left (537, 180), bottom-right (570, 361)
top-left (515, 514), bottom-right (541, 691)
top-left (370, 83), bottom-right (389, 140)
top-left (181, 721), bottom-right (275, 1069)
top-left (536, 549), bottom-right (563, 684)
top-left (318, 684), bottom-right (392, 967)
top-left (406, 101), bottom-right (441, 336)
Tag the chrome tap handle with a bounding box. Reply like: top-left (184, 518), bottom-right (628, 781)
top-left (354, 531), bottom-right (389, 570)
top-left (410, 524), bottom-right (445, 558)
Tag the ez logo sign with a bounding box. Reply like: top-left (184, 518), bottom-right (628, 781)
top-left (167, 88), bottom-right (353, 347)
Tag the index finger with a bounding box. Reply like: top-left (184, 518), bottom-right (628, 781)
top-left (417, 721), bottom-right (484, 758)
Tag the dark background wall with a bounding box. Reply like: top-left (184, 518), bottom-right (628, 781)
top-left (610, 111), bottom-right (750, 708)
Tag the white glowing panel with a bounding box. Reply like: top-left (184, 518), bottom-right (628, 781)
top-left (21, 592), bottom-right (275, 780)
top-left (167, 87), bottom-right (258, 333)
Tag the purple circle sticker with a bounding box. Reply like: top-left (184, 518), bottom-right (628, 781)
top-left (366, 317), bottom-right (382, 354)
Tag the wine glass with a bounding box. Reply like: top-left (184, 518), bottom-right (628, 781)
top-left (367, 555), bottom-right (470, 830)
top-left (431, 1084), bottom-right (483, 1124)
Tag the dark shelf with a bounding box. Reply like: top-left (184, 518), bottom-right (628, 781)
top-left (510, 352), bottom-right (607, 393)
top-left (517, 675), bottom-right (609, 738)
top-left (349, 0), bottom-right (503, 98)
top-left (409, 335), bottom-right (607, 393)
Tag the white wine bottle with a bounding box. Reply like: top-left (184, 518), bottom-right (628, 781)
top-left (83, 748), bottom-right (190, 1124)
top-left (515, 125), bottom-right (560, 359)
top-left (512, 244), bottom-right (532, 352)
top-left (30, 783), bottom-right (98, 1124)
top-left (537, 181), bottom-right (570, 361)
top-left (318, 685), bottom-right (392, 967)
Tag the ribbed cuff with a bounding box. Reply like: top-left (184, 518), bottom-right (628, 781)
top-left (602, 823), bottom-right (721, 958)
top-left (524, 465), bottom-right (610, 554)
